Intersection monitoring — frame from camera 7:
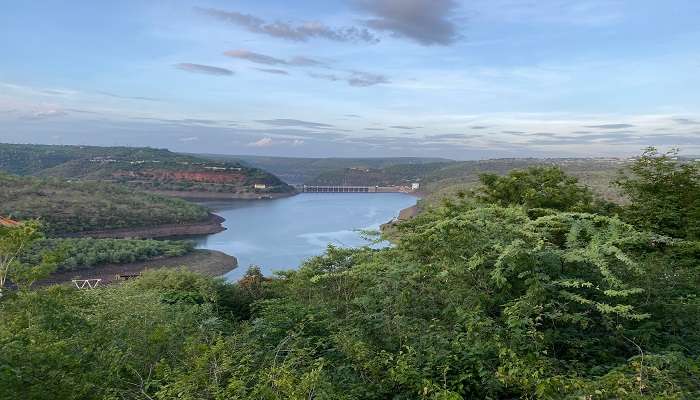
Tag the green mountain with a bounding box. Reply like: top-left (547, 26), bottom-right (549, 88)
top-left (0, 172), bottom-right (211, 235)
top-left (0, 143), bottom-right (294, 196)
top-left (197, 153), bottom-right (453, 184)
top-left (307, 157), bottom-right (628, 201)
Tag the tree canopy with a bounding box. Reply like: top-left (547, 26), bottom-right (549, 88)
top-left (615, 147), bottom-right (699, 240)
top-left (1, 149), bottom-right (698, 399)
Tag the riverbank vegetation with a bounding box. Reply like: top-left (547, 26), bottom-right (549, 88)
top-left (0, 173), bottom-right (210, 235)
top-left (22, 238), bottom-right (194, 272)
top-left (1, 148), bottom-right (698, 399)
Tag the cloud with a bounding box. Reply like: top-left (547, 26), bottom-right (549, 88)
top-left (225, 50), bottom-right (327, 69)
top-left (365, 127), bottom-right (384, 131)
top-left (97, 91), bottom-right (160, 102)
top-left (502, 130), bottom-right (525, 134)
top-left (470, 125), bottom-right (488, 129)
top-left (583, 123), bottom-right (635, 129)
top-left (178, 136), bottom-right (199, 142)
top-left (249, 137), bottom-right (274, 147)
top-left (247, 137), bottom-right (305, 147)
top-left (309, 70), bottom-right (389, 87)
top-left (425, 133), bottom-right (474, 140)
top-left (390, 125), bottom-right (422, 129)
top-left (174, 63), bottom-right (233, 76)
top-left (344, 114), bottom-right (362, 118)
top-left (31, 109), bottom-right (68, 119)
top-left (197, 7), bottom-right (379, 43)
top-left (225, 49), bottom-right (287, 65)
top-left (289, 56), bottom-right (327, 67)
top-left (256, 119), bottom-right (334, 128)
top-left (355, 0), bottom-right (459, 45)
top-left (256, 68), bottom-right (289, 75)
top-left (673, 117), bottom-right (700, 125)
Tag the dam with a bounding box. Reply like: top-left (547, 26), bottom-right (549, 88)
top-left (300, 185), bottom-right (417, 193)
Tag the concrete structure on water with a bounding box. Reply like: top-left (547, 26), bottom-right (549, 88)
top-left (300, 185), bottom-right (419, 193)
top-left (302, 185), bottom-right (376, 193)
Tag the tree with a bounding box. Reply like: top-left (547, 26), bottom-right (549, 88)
top-left (615, 147), bottom-right (700, 239)
top-left (0, 220), bottom-right (55, 296)
top-left (477, 166), bottom-right (598, 212)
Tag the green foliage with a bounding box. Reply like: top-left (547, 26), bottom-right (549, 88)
top-left (21, 238), bottom-right (194, 272)
top-left (615, 147), bottom-right (700, 240)
top-left (0, 220), bottom-right (56, 294)
top-left (476, 165), bottom-right (600, 212)
top-left (0, 143), bottom-right (294, 194)
top-left (1, 149), bottom-right (698, 399)
top-left (0, 173), bottom-right (210, 234)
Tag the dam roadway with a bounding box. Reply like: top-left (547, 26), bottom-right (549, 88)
top-left (300, 185), bottom-right (415, 193)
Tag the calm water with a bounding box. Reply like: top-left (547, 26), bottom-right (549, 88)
top-left (194, 193), bottom-right (417, 280)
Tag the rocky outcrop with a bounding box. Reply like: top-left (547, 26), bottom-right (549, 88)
top-left (113, 169), bottom-right (247, 184)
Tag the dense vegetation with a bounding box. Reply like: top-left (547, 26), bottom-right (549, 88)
top-left (1, 149), bottom-right (698, 399)
top-left (208, 154), bottom-right (452, 184)
top-left (305, 157), bottom-right (630, 202)
top-left (614, 148), bottom-right (699, 240)
top-left (0, 143), bottom-right (293, 194)
top-left (22, 238), bottom-right (194, 272)
top-left (0, 173), bottom-right (210, 234)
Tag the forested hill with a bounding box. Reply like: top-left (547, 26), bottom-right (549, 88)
top-left (0, 143), bottom-right (293, 196)
top-left (308, 157), bottom-right (630, 200)
top-left (0, 173), bottom-right (212, 235)
top-left (197, 153), bottom-right (453, 184)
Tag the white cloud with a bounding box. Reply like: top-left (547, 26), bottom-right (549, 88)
top-left (249, 137), bottom-right (274, 147)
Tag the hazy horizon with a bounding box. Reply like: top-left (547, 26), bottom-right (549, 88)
top-left (2, 1), bottom-right (699, 159)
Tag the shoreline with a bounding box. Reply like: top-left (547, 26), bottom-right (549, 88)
top-left (149, 189), bottom-right (297, 201)
top-left (58, 213), bottom-right (226, 239)
top-left (35, 249), bottom-right (237, 286)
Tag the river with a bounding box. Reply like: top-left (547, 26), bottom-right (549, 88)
top-left (193, 193), bottom-right (418, 280)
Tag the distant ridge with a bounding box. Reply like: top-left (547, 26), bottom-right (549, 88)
top-left (0, 143), bottom-right (294, 198)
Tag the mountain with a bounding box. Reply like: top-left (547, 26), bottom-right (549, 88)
top-left (307, 157), bottom-right (629, 201)
top-left (196, 153), bottom-right (453, 184)
top-left (0, 143), bottom-right (294, 198)
top-left (0, 172), bottom-right (215, 236)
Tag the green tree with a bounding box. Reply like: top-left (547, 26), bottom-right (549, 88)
top-left (615, 147), bottom-right (700, 239)
top-left (477, 165), bottom-right (600, 212)
top-left (0, 220), bottom-right (56, 296)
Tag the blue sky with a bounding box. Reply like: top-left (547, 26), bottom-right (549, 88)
top-left (1, 0), bottom-right (699, 159)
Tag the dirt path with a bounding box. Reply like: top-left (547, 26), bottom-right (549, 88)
top-left (35, 249), bottom-right (237, 286)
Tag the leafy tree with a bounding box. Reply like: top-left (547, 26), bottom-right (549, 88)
top-left (615, 147), bottom-right (700, 239)
top-left (477, 165), bottom-right (604, 212)
top-left (0, 220), bottom-right (56, 296)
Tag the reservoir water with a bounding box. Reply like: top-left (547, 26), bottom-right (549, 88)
top-left (194, 193), bottom-right (418, 280)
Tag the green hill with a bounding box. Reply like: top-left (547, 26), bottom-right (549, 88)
top-left (0, 173), bottom-right (211, 235)
top-left (307, 157), bottom-right (628, 201)
top-left (0, 143), bottom-right (293, 196)
top-left (198, 153), bottom-right (453, 184)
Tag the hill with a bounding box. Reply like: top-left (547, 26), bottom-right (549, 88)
top-left (0, 143), bottom-right (294, 198)
top-left (0, 173), bottom-right (217, 235)
top-left (307, 157), bottom-right (629, 201)
top-left (197, 153), bottom-right (453, 184)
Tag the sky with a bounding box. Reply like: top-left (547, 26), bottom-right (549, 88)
top-left (1, 0), bottom-right (699, 159)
